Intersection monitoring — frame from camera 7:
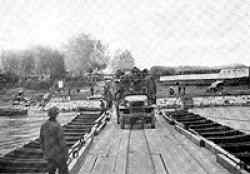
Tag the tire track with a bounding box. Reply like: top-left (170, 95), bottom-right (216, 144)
top-left (125, 129), bottom-right (132, 174)
top-left (142, 129), bottom-right (158, 174)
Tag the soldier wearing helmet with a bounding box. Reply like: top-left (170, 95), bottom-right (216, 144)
top-left (40, 107), bottom-right (69, 174)
top-left (130, 67), bottom-right (143, 92)
top-left (145, 72), bottom-right (157, 104)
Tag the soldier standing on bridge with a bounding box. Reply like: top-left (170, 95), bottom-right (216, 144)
top-left (142, 68), bottom-right (149, 93)
top-left (40, 107), bottom-right (69, 174)
top-left (104, 81), bottom-right (113, 108)
top-left (144, 69), bottom-right (157, 104)
top-left (130, 67), bottom-right (142, 92)
top-left (90, 83), bottom-right (94, 96)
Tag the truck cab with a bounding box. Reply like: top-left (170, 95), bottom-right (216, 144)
top-left (118, 94), bottom-right (156, 129)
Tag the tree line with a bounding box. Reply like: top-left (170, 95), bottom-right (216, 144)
top-left (0, 33), bottom-right (136, 87)
top-left (1, 46), bottom-right (65, 80)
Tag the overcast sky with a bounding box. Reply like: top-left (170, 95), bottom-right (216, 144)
top-left (0, 0), bottom-right (249, 68)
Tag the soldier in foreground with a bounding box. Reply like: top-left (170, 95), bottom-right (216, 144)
top-left (40, 107), bottom-right (69, 174)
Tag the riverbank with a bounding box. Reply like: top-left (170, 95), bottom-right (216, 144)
top-left (0, 88), bottom-right (47, 105)
top-left (157, 94), bottom-right (250, 108)
top-left (157, 83), bottom-right (250, 98)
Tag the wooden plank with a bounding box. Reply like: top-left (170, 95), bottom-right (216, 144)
top-left (161, 115), bottom-right (229, 173)
top-left (89, 122), bottom-right (116, 155)
top-left (91, 156), bottom-right (115, 174)
top-left (78, 118), bottom-right (130, 174)
top-left (145, 119), bottom-right (187, 174)
top-left (146, 115), bottom-right (230, 174)
top-left (102, 128), bottom-right (126, 158)
top-left (111, 130), bottom-right (130, 174)
top-left (152, 154), bottom-right (169, 174)
top-left (127, 130), bottom-right (155, 174)
top-left (78, 155), bottom-right (97, 173)
top-left (78, 120), bottom-right (115, 174)
top-left (161, 115), bottom-right (230, 174)
top-left (180, 137), bottom-right (231, 174)
top-left (159, 123), bottom-right (215, 174)
top-left (172, 124), bottom-right (231, 173)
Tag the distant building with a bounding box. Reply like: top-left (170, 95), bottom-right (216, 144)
top-left (160, 67), bottom-right (250, 85)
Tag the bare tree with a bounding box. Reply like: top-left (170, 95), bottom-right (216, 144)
top-left (64, 33), bottom-right (109, 76)
top-left (32, 46), bottom-right (66, 79)
top-left (0, 46), bottom-right (66, 80)
top-left (1, 50), bottom-right (20, 74)
top-left (111, 49), bottom-right (135, 72)
top-left (20, 51), bottom-right (35, 77)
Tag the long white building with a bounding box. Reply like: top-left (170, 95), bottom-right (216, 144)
top-left (160, 67), bottom-right (249, 82)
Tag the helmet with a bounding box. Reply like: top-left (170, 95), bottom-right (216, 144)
top-left (48, 106), bottom-right (59, 118)
top-left (132, 66), bottom-right (140, 73)
top-left (142, 68), bottom-right (149, 75)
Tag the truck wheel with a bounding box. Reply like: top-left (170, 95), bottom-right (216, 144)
top-left (120, 118), bottom-right (125, 129)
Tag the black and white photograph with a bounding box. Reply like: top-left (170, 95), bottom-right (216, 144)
top-left (0, 0), bottom-right (250, 173)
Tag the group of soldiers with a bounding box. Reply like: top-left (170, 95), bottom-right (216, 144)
top-left (103, 67), bottom-right (157, 106)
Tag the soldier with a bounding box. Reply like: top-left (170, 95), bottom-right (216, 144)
top-left (141, 69), bottom-right (149, 93)
top-left (107, 90), bottom-right (113, 108)
top-left (169, 87), bottom-right (175, 96)
top-left (142, 68), bottom-right (149, 78)
top-left (90, 84), bottom-right (94, 96)
top-left (40, 107), bottom-right (69, 174)
top-left (100, 99), bottom-right (106, 114)
top-left (120, 73), bottom-right (132, 94)
top-left (183, 85), bottom-right (186, 95)
top-left (176, 82), bottom-right (181, 96)
top-left (115, 69), bottom-right (124, 79)
top-left (104, 81), bottom-right (113, 108)
top-left (145, 73), bottom-right (157, 104)
top-left (104, 81), bottom-right (109, 97)
top-left (114, 79), bottom-right (124, 123)
top-left (131, 67), bottom-right (143, 92)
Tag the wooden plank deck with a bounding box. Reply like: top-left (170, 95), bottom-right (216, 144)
top-left (78, 113), bottom-right (231, 174)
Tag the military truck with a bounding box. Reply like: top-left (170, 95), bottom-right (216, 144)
top-left (118, 93), bottom-right (156, 129)
top-left (114, 67), bottom-right (157, 129)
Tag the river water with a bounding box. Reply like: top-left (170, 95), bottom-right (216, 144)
top-left (191, 106), bottom-right (250, 134)
top-left (0, 110), bottom-right (75, 156)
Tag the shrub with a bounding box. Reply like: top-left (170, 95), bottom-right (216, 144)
top-left (23, 80), bottom-right (52, 90)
